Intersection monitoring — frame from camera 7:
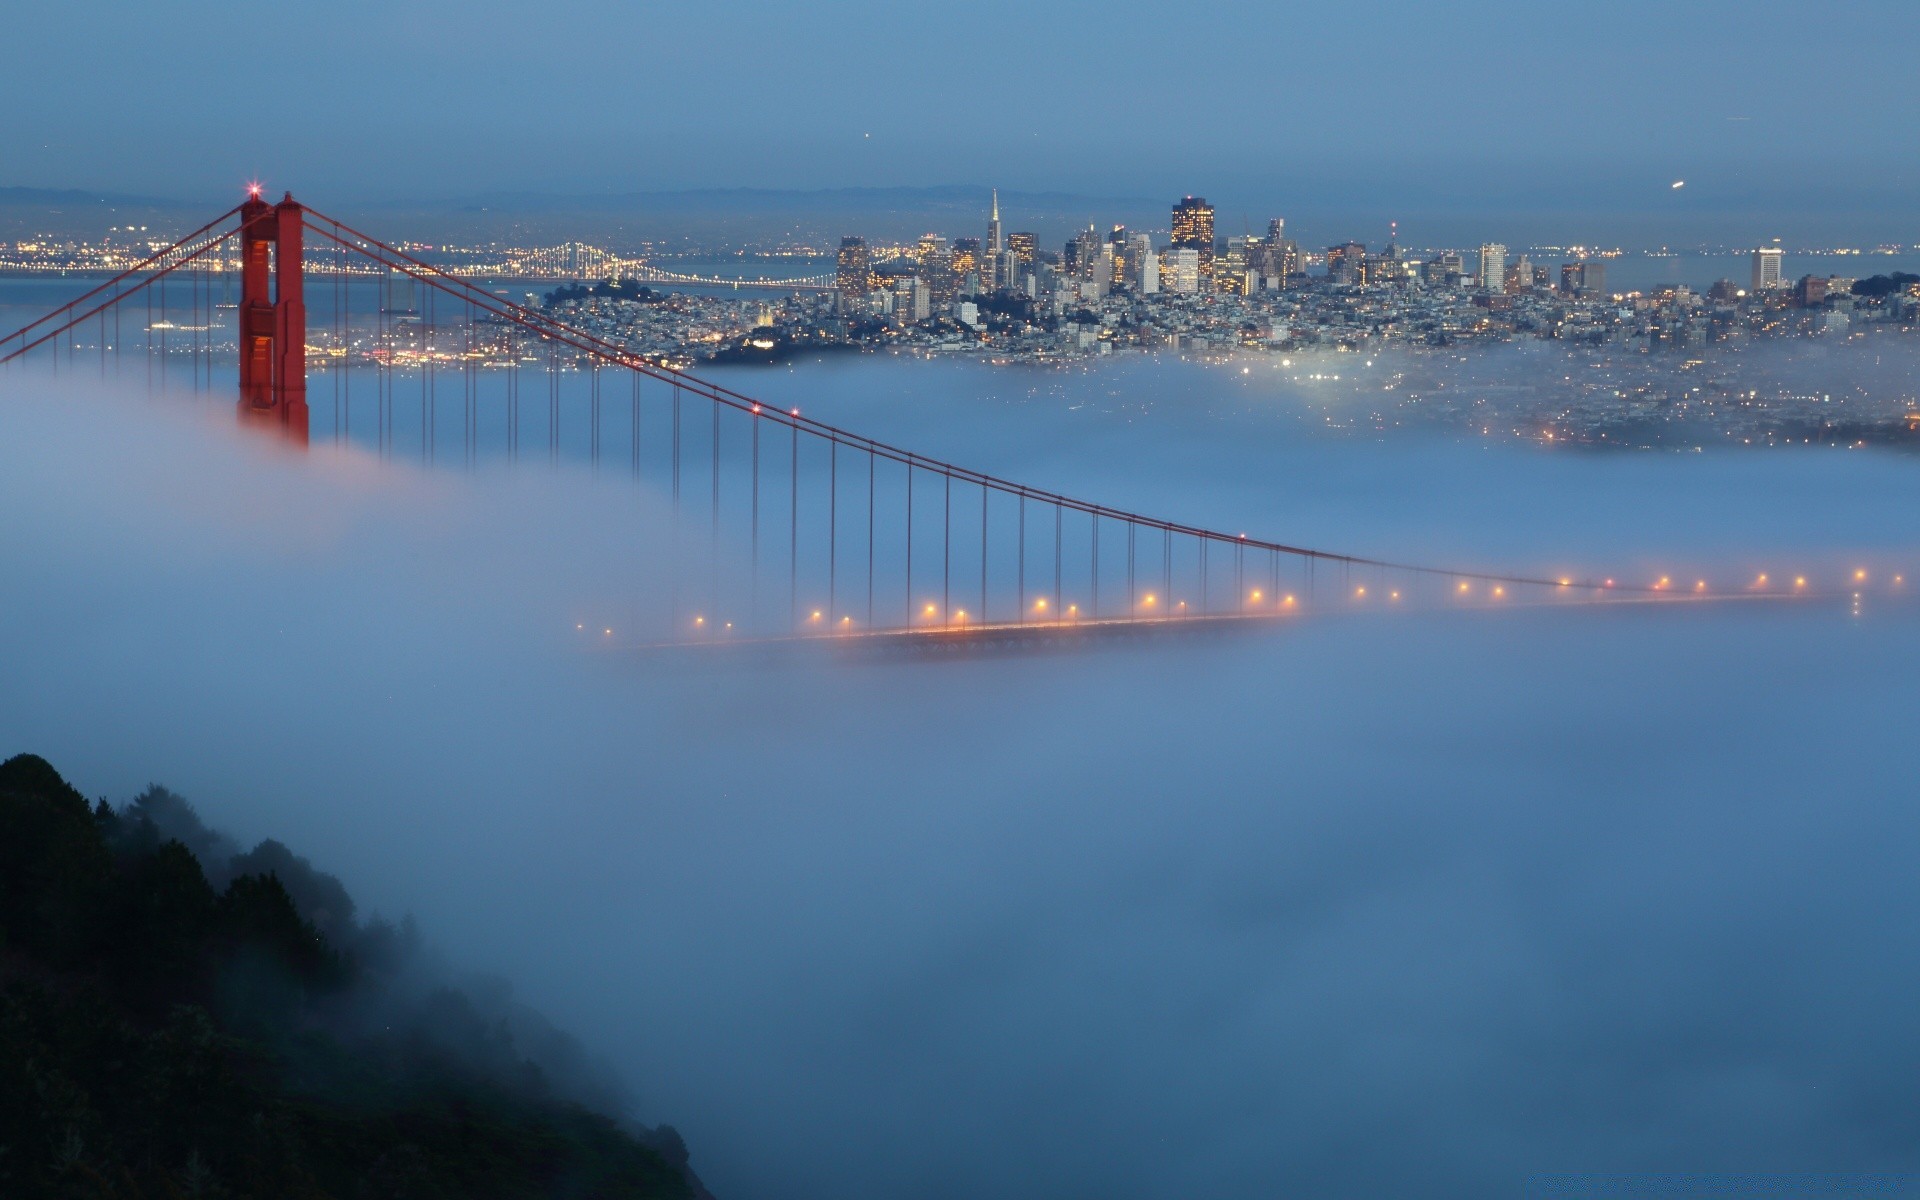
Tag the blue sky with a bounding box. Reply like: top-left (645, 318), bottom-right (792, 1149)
top-left (5, 1), bottom-right (1915, 239)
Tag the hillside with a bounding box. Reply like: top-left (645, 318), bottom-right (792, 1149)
top-left (0, 753), bottom-right (706, 1199)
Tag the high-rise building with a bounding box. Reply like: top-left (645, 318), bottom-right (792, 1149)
top-left (1072, 226), bottom-right (1102, 281)
top-left (1165, 247), bottom-right (1201, 294)
top-left (916, 233), bottom-right (955, 309)
top-left (1008, 231), bottom-right (1037, 269)
top-left (1267, 217), bottom-right (1285, 246)
top-left (1218, 236), bottom-right (1252, 295)
top-left (892, 275), bottom-right (930, 323)
top-left (1128, 233), bottom-right (1158, 294)
top-left (1506, 254), bottom-right (1532, 294)
top-left (1326, 242), bottom-right (1366, 286)
top-left (951, 238), bottom-right (981, 293)
top-left (1171, 197), bottom-right (1215, 282)
top-left (835, 237), bottom-right (870, 305)
top-left (1479, 243), bottom-right (1507, 293)
top-left (994, 250), bottom-right (1021, 295)
top-left (988, 189), bottom-right (1003, 255)
top-left (1752, 245), bottom-right (1784, 291)
top-left (1561, 260), bottom-right (1607, 297)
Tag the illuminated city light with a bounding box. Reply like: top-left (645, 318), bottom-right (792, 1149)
top-left (810, 610), bottom-right (823, 621)
top-left (694, 616), bottom-right (705, 626)
top-left (1492, 586), bottom-right (1505, 598)
top-left (1856, 569), bottom-right (1869, 581)
top-left (1458, 581), bottom-right (1470, 593)
top-left (1249, 590), bottom-right (1262, 602)
top-left (1355, 586), bottom-right (1366, 598)
top-left (1283, 595), bottom-right (1296, 606)
top-left (1034, 598), bottom-right (1048, 611)
top-left (1390, 590), bottom-right (1401, 600)
top-left (1795, 577), bottom-right (1807, 589)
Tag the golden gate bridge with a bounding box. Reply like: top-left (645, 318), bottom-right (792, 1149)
top-left (0, 191), bottom-right (1878, 647)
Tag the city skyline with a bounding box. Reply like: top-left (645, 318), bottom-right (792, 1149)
top-left (1, 2), bottom-right (1915, 244)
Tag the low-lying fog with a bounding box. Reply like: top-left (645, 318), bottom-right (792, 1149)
top-left (4, 357), bottom-right (1919, 1198)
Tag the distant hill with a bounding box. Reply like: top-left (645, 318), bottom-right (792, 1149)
top-left (0, 753), bottom-right (709, 1199)
top-left (446, 185), bottom-right (1159, 217)
top-left (0, 185), bottom-right (182, 209)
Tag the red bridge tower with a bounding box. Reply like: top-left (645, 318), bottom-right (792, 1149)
top-left (237, 191), bottom-right (308, 441)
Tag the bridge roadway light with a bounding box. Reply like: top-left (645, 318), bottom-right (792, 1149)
top-left (1492, 586), bottom-right (1505, 598)
top-left (1795, 576), bottom-right (1807, 589)
top-left (1283, 595), bottom-right (1296, 607)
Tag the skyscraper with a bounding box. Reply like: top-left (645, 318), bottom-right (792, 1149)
top-left (987, 189), bottom-right (1003, 255)
top-left (1479, 244), bottom-right (1507, 293)
top-left (951, 237), bottom-right (981, 292)
top-left (1171, 197), bottom-right (1215, 282)
top-left (836, 237), bottom-right (870, 305)
top-left (1327, 242), bottom-right (1366, 286)
top-left (916, 233), bottom-right (955, 309)
top-left (1752, 245), bottom-right (1784, 291)
top-left (1008, 231), bottom-right (1037, 270)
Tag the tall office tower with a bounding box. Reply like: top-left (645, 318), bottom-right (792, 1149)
top-left (1008, 231), bottom-right (1037, 269)
top-left (1581, 260), bottom-right (1606, 296)
top-left (916, 233), bottom-right (955, 308)
top-left (951, 237), bottom-right (982, 293)
top-left (994, 250), bottom-right (1021, 294)
top-left (1128, 233), bottom-right (1158, 294)
top-left (988, 189), bottom-right (1004, 255)
top-left (1267, 217), bottom-right (1285, 246)
top-left (1073, 226), bottom-right (1102, 280)
top-left (1752, 245), bottom-right (1784, 291)
top-left (1326, 241), bottom-right (1366, 286)
top-left (1217, 236), bottom-right (1252, 294)
top-left (893, 276), bottom-right (931, 323)
top-left (1479, 243), bottom-right (1507, 293)
top-left (1165, 248), bottom-right (1201, 294)
top-left (836, 237), bottom-right (871, 305)
top-left (1559, 262), bottom-right (1583, 295)
top-left (1171, 197), bottom-right (1215, 281)
top-left (1506, 254), bottom-right (1532, 294)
